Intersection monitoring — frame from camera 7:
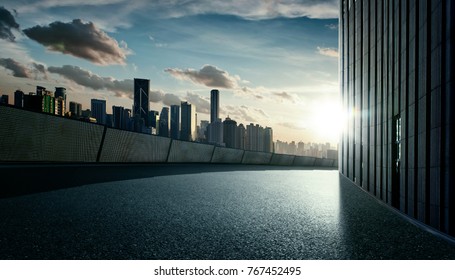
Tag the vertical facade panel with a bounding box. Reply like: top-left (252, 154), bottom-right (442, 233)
top-left (340, 0), bottom-right (454, 237)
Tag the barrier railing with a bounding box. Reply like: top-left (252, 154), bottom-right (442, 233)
top-left (0, 105), bottom-right (337, 168)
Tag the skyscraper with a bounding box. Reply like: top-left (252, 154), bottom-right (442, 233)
top-left (210, 89), bottom-right (219, 123)
top-left (54, 87), bottom-right (66, 111)
top-left (69, 101), bottom-right (82, 118)
top-left (91, 99), bottom-right (106, 125)
top-left (158, 107), bottom-right (170, 137)
top-left (264, 127), bottom-right (273, 153)
top-left (112, 106), bottom-right (124, 129)
top-left (237, 124), bottom-right (246, 150)
top-left (0, 95), bottom-right (8, 105)
top-left (14, 90), bottom-right (24, 108)
top-left (180, 101), bottom-right (196, 141)
top-left (133, 78), bottom-right (150, 127)
top-left (340, 0), bottom-right (455, 237)
top-left (170, 105), bottom-right (180, 140)
top-left (54, 97), bottom-right (65, 116)
top-left (223, 117), bottom-right (237, 148)
top-left (36, 86), bottom-right (46, 96)
top-left (246, 123), bottom-right (258, 151)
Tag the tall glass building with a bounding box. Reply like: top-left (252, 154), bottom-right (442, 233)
top-left (133, 78), bottom-right (150, 127)
top-left (91, 99), bottom-right (106, 125)
top-left (210, 89), bottom-right (219, 124)
top-left (181, 101), bottom-right (196, 142)
top-left (170, 105), bottom-right (180, 140)
top-left (340, 0), bottom-right (455, 236)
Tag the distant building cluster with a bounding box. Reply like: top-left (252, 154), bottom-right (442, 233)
top-left (2, 78), bottom-right (337, 157)
top-left (8, 86), bottom-right (67, 117)
top-left (275, 140), bottom-right (338, 160)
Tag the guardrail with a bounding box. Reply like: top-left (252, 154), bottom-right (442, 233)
top-left (0, 105), bottom-right (337, 168)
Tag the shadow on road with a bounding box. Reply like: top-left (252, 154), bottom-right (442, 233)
top-left (0, 163), bottom-right (335, 198)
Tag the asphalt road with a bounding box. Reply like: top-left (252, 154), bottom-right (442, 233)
top-left (0, 164), bottom-right (454, 259)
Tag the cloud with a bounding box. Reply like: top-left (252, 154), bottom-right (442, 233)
top-left (325, 23), bottom-right (338, 30)
top-left (23, 19), bottom-right (129, 65)
top-left (47, 65), bottom-right (132, 96)
top-left (273, 91), bottom-right (299, 103)
top-left (151, 0), bottom-right (338, 19)
top-left (148, 89), bottom-right (182, 107)
top-left (0, 58), bottom-right (32, 78)
top-left (165, 65), bottom-right (238, 89)
top-left (185, 92), bottom-right (210, 114)
top-left (149, 90), bottom-right (164, 103)
top-left (162, 93), bottom-right (181, 106)
top-left (0, 7), bottom-right (20, 42)
top-left (317, 47), bottom-right (339, 58)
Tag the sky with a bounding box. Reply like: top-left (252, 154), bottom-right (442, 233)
top-left (0, 0), bottom-right (340, 145)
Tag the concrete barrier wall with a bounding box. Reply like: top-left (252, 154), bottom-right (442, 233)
top-left (167, 140), bottom-right (214, 163)
top-left (0, 106), bottom-right (338, 168)
top-left (99, 128), bottom-right (171, 162)
top-left (242, 151), bottom-right (272, 165)
top-left (211, 147), bottom-right (244, 163)
top-left (293, 156), bottom-right (316, 166)
top-left (320, 158), bottom-right (334, 167)
top-left (0, 106), bottom-right (103, 162)
top-left (270, 154), bottom-right (295, 166)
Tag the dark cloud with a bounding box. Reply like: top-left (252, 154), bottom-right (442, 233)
top-left (23, 19), bottom-right (129, 65)
top-left (0, 7), bottom-right (20, 42)
top-left (48, 65), bottom-right (133, 96)
top-left (32, 63), bottom-right (46, 73)
top-left (165, 65), bottom-right (238, 89)
top-left (0, 58), bottom-right (31, 78)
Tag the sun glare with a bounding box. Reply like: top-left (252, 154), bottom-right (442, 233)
top-left (309, 100), bottom-right (345, 144)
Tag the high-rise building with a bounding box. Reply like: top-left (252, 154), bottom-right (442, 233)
top-left (237, 123), bottom-right (246, 150)
top-left (0, 95), bottom-right (8, 105)
top-left (54, 97), bottom-right (65, 116)
top-left (124, 109), bottom-right (132, 131)
top-left (36, 86), bottom-right (46, 96)
top-left (14, 90), bottom-right (24, 108)
top-left (54, 87), bottom-right (66, 111)
top-left (112, 106), bottom-right (124, 129)
top-left (210, 89), bottom-right (219, 123)
top-left (198, 120), bottom-right (209, 142)
top-left (69, 101), bottom-right (82, 118)
top-left (207, 119), bottom-right (223, 146)
top-left (246, 123), bottom-right (258, 151)
top-left (223, 117), bottom-right (237, 148)
top-left (149, 110), bottom-right (159, 129)
top-left (340, 0), bottom-right (455, 237)
top-left (170, 105), bottom-right (180, 140)
top-left (23, 93), bottom-right (42, 113)
top-left (264, 127), bottom-right (273, 153)
top-left (42, 92), bottom-right (55, 114)
top-left (180, 101), bottom-right (197, 141)
top-left (133, 78), bottom-right (150, 127)
top-left (158, 107), bottom-right (170, 137)
top-left (91, 99), bottom-right (106, 125)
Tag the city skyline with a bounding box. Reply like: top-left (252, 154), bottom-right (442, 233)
top-left (0, 1), bottom-right (340, 145)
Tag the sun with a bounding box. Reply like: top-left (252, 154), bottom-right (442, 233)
top-left (308, 100), bottom-right (345, 144)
